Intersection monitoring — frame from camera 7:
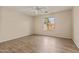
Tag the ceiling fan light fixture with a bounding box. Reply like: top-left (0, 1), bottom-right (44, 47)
top-left (33, 6), bottom-right (48, 15)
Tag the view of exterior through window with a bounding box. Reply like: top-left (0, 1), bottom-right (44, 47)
top-left (43, 16), bottom-right (55, 31)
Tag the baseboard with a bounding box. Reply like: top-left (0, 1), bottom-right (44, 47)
top-left (0, 34), bottom-right (33, 43)
top-left (33, 34), bottom-right (72, 39)
top-left (72, 39), bottom-right (79, 48)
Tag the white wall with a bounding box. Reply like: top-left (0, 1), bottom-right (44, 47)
top-left (73, 7), bottom-right (79, 48)
top-left (0, 7), bottom-right (34, 42)
top-left (34, 10), bottom-right (72, 39)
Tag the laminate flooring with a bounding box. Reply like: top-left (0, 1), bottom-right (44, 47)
top-left (0, 35), bottom-right (79, 53)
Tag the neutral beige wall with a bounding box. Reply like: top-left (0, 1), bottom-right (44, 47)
top-left (0, 7), bottom-right (73, 42)
top-left (0, 7), bottom-right (2, 39)
top-left (73, 7), bottom-right (79, 48)
top-left (34, 10), bottom-right (72, 39)
top-left (0, 7), bottom-right (34, 42)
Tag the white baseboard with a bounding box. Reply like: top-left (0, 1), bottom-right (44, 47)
top-left (0, 34), bottom-right (33, 43)
top-left (34, 34), bottom-right (72, 39)
top-left (72, 39), bottom-right (79, 48)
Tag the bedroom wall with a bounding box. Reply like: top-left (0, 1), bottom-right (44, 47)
top-left (34, 10), bottom-right (72, 39)
top-left (0, 7), bottom-right (2, 40)
top-left (0, 7), bottom-right (34, 42)
top-left (73, 7), bottom-right (79, 48)
top-left (0, 7), bottom-right (73, 42)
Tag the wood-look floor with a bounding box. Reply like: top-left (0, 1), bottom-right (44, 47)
top-left (0, 35), bottom-right (79, 53)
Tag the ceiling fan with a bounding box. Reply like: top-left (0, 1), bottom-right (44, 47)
top-left (32, 6), bottom-right (48, 15)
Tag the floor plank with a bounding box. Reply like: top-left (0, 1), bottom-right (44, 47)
top-left (0, 35), bottom-right (79, 53)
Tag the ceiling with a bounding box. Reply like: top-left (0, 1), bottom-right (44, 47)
top-left (15, 6), bottom-right (73, 16)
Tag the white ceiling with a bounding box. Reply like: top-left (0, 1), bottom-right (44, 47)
top-left (15, 6), bottom-right (73, 16)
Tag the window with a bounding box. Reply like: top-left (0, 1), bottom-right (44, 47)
top-left (43, 16), bottom-right (55, 31)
